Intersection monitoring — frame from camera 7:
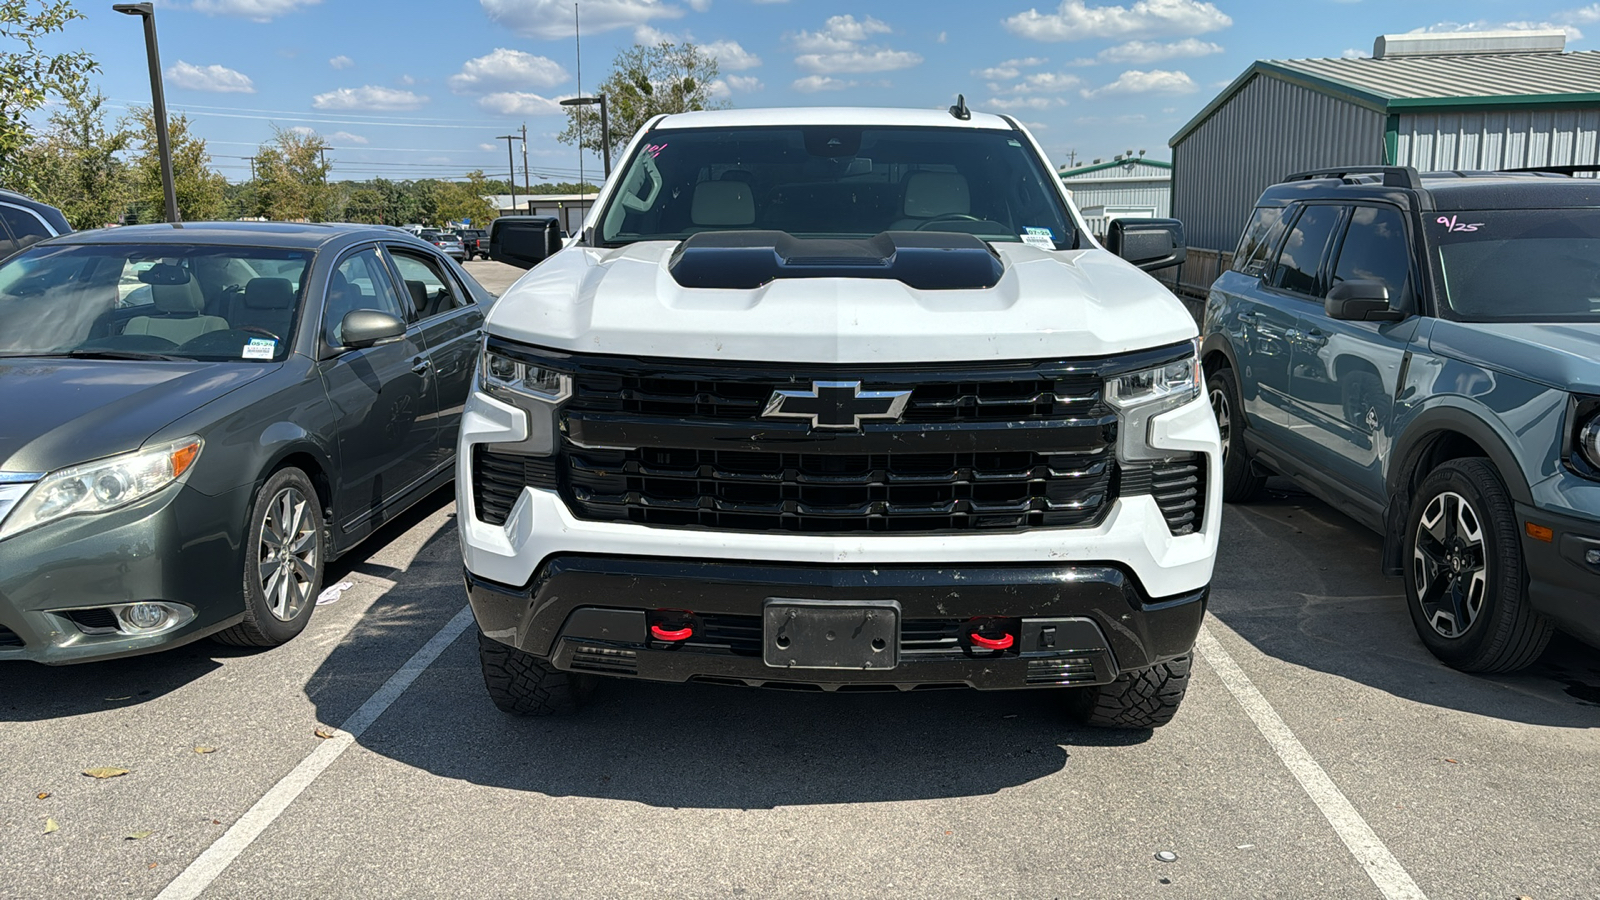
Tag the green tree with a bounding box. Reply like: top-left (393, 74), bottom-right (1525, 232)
top-left (125, 106), bottom-right (226, 222)
top-left (435, 170), bottom-right (498, 227)
top-left (255, 127), bottom-right (333, 221)
top-left (22, 86), bottom-right (129, 228)
top-left (0, 0), bottom-right (98, 191)
top-left (559, 41), bottom-right (724, 159)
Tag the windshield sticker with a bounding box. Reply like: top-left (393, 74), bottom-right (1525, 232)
top-left (1436, 215), bottom-right (1483, 233)
top-left (1025, 226), bottom-right (1054, 238)
top-left (242, 338), bottom-right (276, 360)
top-left (1008, 139), bottom-right (1022, 147)
top-left (1021, 232), bottom-right (1055, 249)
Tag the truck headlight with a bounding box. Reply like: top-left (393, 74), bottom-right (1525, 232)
top-left (1104, 348), bottom-right (1200, 462)
top-left (480, 347), bottom-right (570, 403)
top-left (0, 437), bottom-right (202, 541)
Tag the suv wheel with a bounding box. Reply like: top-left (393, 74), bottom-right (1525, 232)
top-left (1403, 459), bottom-right (1552, 672)
top-left (1068, 656), bottom-right (1191, 729)
top-left (478, 631), bottom-right (596, 715)
top-left (1207, 367), bottom-right (1266, 502)
top-left (214, 468), bottom-right (324, 647)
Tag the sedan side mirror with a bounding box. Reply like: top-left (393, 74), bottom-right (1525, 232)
top-left (489, 216), bottom-right (564, 270)
top-left (1325, 281), bottom-right (1405, 322)
top-left (1106, 218), bottom-right (1187, 272)
top-left (339, 310), bottom-right (406, 349)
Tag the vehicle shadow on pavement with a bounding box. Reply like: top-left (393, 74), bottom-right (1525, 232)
top-left (1209, 481), bottom-right (1600, 728)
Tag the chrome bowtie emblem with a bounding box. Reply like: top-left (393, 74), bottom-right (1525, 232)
top-left (762, 381), bottom-right (911, 431)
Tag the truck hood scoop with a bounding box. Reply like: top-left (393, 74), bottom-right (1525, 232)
top-left (667, 230), bottom-right (1005, 291)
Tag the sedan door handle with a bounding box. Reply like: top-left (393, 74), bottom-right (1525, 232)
top-left (411, 356), bottom-right (432, 376)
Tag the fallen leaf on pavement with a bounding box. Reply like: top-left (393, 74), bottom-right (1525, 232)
top-left (148, 863), bottom-right (158, 869)
top-left (211, 819), bottom-right (221, 825)
top-left (36, 792), bottom-right (50, 800)
top-left (194, 746), bottom-right (217, 754)
top-left (313, 726), bottom-right (336, 739)
top-left (125, 830), bottom-right (153, 840)
top-left (44, 819), bottom-right (58, 835)
top-left (1444, 758), bottom-right (1460, 764)
top-left (83, 767), bottom-right (130, 779)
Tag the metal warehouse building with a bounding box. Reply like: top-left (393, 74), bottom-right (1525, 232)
top-left (1057, 157), bottom-right (1171, 239)
top-left (1168, 29), bottom-right (1600, 291)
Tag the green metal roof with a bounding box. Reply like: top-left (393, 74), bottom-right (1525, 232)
top-left (1058, 158), bottom-right (1172, 178)
top-left (1171, 50), bottom-right (1600, 147)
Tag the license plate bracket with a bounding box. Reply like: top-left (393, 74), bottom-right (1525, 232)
top-left (762, 599), bottom-right (900, 670)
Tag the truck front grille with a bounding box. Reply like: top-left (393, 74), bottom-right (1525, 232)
top-left (1119, 455), bottom-right (1206, 535)
top-left (564, 446), bottom-right (1115, 533)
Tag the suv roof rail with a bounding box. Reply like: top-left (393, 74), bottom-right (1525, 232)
top-left (1505, 164), bottom-right (1600, 176)
top-left (1283, 166), bottom-right (1422, 190)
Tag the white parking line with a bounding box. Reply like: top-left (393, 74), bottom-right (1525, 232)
top-left (154, 605), bottom-right (476, 900)
top-left (1195, 623), bottom-right (1428, 900)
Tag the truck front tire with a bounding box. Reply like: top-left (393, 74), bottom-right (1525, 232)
top-left (478, 631), bottom-right (595, 716)
top-left (1069, 655), bottom-right (1191, 729)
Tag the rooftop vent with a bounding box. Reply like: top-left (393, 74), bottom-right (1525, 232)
top-left (1373, 29), bottom-right (1567, 59)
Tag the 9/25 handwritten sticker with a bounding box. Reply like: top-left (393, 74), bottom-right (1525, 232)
top-left (1437, 215), bottom-right (1483, 233)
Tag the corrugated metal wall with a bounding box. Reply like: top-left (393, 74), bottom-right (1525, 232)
top-left (1396, 108), bottom-right (1600, 170)
top-left (1172, 74), bottom-right (1386, 251)
top-left (1063, 181), bottom-right (1171, 235)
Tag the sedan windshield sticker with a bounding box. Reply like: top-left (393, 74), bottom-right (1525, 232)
top-left (1436, 215), bottom-right (1483, 233)
top-left (242, 338), bottom-right (276, 360)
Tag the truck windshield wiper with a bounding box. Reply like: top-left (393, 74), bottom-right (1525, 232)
top-left (64, 349), bottom-right (188, 362)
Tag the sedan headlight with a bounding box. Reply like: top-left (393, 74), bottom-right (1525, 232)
top-left (0, 437), bottom-right (202, 541)
top-left (480, 346), bottom-right (571, 403)
top-left (1104, 348), bottom-right (1200, 462)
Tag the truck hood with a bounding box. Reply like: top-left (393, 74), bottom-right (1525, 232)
top-left (485, 241), bottom-right (1197, 364)
top-left (1429, 320), bottom-right (1600, 393)
top-left (0, 358), bottom-right (274, 474)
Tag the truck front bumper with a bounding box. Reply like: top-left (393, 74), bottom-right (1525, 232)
top-left (468, 556), bottom-right (1206, 691)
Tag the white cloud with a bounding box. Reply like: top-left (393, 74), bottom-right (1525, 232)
top-left (398, 74), bottom-right (417, 86)
top-left (704, 39), bottom-right (761, 70)
top-left (635, 24), bottom-right (679, 44)
top-left (449, 49), bottom-right (569, 94)
top-left (477, 91), bottom-right (566, 115)
top-left (984, 96), bottom-right (1066, 110)
top-left (688, 0), bottom-right (711, 9)
top-left (1564, 4), bottom-right (1600, 23)
top-left (165, 61), bottom-right (255, 93)
top-left (329, 131), bottom-right (367, 145)
top-left (724, 74), bottom-right (763, 91)
top-left (1095, 38), bottom-right (1223, 63)
top-left (191, 0), bottom-right (319, 21)
top-left (329, 54), bottom-right (353, 69)
top-left (1341, 47), bottom-right (1370, 59)
top-left (792, 14), bottom-right (892, 52)
top-left (1406, 20), bottom-right (1581, 40)
top-left (1012, 71), bottom-right (1083, 93)
top-left (973, 56), bottom-right (1047, 80)
top-left (311, 85), bottom-right (428, 110)
top-left (1003, 0), bottom-right (1231, 42)
top-left (937, 31), bottom-right (947, 43)
top-left (481, 0), bottom-right (682, 39)
top-left (479, 142), bottom-right (498, 151)
top-left (795, 47), bottom-right (922, 74)
top-left (289, 125), bottom-right (317, 136)
top-left (1079, 68), bottom-right (1197, 98)
top-left (792, 74), bottom-right (856, 92)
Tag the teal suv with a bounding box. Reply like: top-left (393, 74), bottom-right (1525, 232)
top-left (1203, 166), bottom-right (1600, 672)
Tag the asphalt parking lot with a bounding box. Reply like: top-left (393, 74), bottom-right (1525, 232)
top-left (3, 264), bottom-right (1597, 899)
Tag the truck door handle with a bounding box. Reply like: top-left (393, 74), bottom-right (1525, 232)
top-left (411, 356), bottom-right (432, 376)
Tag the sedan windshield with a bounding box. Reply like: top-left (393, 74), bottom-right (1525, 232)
top-left (1434, 209), bottom-right (1600, 322)
top-left (0, 243), bottom-right (312, 361)
top-left (597, 125), bottom-right (1078, 249)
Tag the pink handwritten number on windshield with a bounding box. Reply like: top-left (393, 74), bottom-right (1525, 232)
top-left (645, 143), bottom-right (668, 159)
top-left (1437, 215), bottom-right (1483, 233)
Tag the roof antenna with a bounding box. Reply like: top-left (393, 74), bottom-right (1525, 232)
top-left (948, 93), bottom-right (971, 121)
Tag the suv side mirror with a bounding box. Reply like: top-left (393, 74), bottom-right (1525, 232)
top-left (1106, 218), bottom-right (1187, 272)
top-left (1325, 281), bottom-right (1405, 322)
top-left (489, 216), bottom-right (564, 270)
top-left (339, 310), bottom-right (406, 349)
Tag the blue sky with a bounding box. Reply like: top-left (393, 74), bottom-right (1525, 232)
top-left (39, 0), bottom-right (1600, 183)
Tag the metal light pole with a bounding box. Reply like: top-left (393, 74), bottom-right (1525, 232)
top-left (496, 134), bottom-right (518, 214)
top-left (113, 2), bottom-right (179, 223)
top-left (559, 95), bottom-right (610, 178)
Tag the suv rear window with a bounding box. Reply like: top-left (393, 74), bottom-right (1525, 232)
top-left (1233, 206), bottom-right (1285, 276)
top-left (1434, 208), bottom-right (1600, 321)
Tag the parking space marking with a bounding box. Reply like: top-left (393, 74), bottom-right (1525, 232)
top-left (154, 605), bottom-right (475, 900)
top-left (1195, 623), bottom-right (1427, 900)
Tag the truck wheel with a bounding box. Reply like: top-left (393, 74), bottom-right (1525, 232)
top-left (1207, 367), bottom-right (1266, 502)
top-left (214, 468), bottom-right (324, 647)
top-left (1403, 458), bottom-right (1552, 672)
top-left (478, 631), bottom-right (595, 715)
top-left (1068, 656), bottom-right (1191, 729)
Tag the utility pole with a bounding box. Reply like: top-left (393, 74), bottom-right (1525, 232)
top-left (1064, 148), bottom-right (1079, 168)
top-left (496, 134), bottom-right (519, 213)
top-left (318, 146), bottom-right (329, 184)
top-left (519, 123), bottom-right (530, 197)
top-left (574, 2), bottom-right (584, 207)
top-left (245, 156), bottom-right (257, 181)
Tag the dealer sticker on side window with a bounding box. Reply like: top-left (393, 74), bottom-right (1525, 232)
top-left (242, 338), bottom-right (276, 360)
top-left (1021, 226), bottom-right (1055, 249)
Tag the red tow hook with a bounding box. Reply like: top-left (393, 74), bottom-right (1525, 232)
top-left (650, 623), bottom-right (693, 642)
top-left (969, 631), bottom-right (1014, 651)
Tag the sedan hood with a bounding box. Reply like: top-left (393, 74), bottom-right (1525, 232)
top-left (0, 359), bottom-right (275, 474)
top-left (1429, 321), bottom-right (1600, 393)
top-left (485, 241), bottom-right (1197, 364)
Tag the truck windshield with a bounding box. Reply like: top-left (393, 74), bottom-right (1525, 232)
top-left (596, 125), bottom-right (1078, 249)
top-left (1434, 209), bottom-right (1600, 322)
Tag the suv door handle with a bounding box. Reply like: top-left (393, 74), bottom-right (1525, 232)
top-left (1237, 311), bottom-right (1258, 324)
top-left (1302, 328), bottom-right (1328, 348)
top-left (411, 356), bottom-right (432, 376)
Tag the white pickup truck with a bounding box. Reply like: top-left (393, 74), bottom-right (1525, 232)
top-left (458, 104), bottom-right (1220, 729)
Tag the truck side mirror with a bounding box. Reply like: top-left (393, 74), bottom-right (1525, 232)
top-left (1325, 281), bottom-right (1405, 322)
top-left (489, 217), bottom-right (564, 270)
top-left (1106, 218), bottom-right (1187, 272)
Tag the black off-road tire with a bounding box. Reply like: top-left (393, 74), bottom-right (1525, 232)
top-left (1403, 458), bottom-right (1553, 673)
top-left (1207, 367), bottom-right (1267, 502)
top-left (214, 467), bottom-right (325, 647)
top-left (478, 631), bottom-right (595, 716)
top-left (1069, 656), bottom-right (1191, 729)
